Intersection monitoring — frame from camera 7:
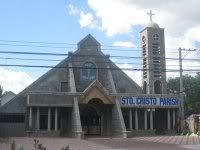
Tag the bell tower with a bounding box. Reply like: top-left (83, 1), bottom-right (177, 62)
top-left (140, 10), bottom-right (167, 94)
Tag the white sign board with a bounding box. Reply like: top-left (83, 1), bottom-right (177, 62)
top-left (120, 96), bottom-right (179, 108)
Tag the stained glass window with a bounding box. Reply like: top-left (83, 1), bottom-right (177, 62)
top-left (81, 62), bottom-right (96, 80)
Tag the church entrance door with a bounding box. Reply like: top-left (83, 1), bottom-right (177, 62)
top-left (81, 106), bottom-right (101, 135)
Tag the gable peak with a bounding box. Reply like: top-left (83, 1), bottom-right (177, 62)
top-left (78, 34), bottom-right (101, 51)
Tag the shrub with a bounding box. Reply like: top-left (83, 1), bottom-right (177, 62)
top-left (180, 130), bottom-right (188, 136)
top-left (197, 131), bottom-right (200, 136)
top-left (61, 146), bottom-right (70, 150)
top-left (10, 141), bottom-right (16, 150)
top-left (17, 139), bottom-right (70, 150)
top-left (19, 146), bottom-right (24, 150)
top-left (33, 139), bottom-right (46, 150)
top-left (186, 131), bottom-right (192, 136)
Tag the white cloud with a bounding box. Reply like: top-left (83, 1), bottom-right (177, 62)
top-left (67, 4), bottom-right (97, 29)
top-left (0, 68), bottom-right (35, 94)
top-left (165, 30), bottom-right (200, 79)
top-left (112, 41), bottom-right (135, 48)
top-left (68, 4), bottom-right (79, 15)
top-left (87, 0), bottom-right (200, 43)
top-left (88, 0), bottom-right (146, 36)
top-left (79, 11), bottom-right (95, 28)
top-left (116, 63), bottom-right (142, 86)
top-left (184, 26), bottom-right (200, 44)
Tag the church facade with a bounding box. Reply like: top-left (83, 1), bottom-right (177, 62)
top-left (0, 20), bottom-right (181, 138)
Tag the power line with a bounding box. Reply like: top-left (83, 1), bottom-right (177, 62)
top-left (0, 39), bottom-right (153, 48)
top-left (0, 43), bottom-right (180, 53)
top-left (0, 42), bottom-right (142, 52)
top-left (0, 57), bottom-right (141, 65)
top-left (0, 39), bottom-right (181, 52)
top-left (0, 40), bottom-right (76, 46)
top-left (0, 51), bottom-right (66, 56)
top-left (0, 57), bottom-right (200, 68)
top-left (1, 64), bottom-right (200, 72)
top-left (0, 50), bottom-right (197, 61)
top-left (0, 57), bottom-right (61, 62)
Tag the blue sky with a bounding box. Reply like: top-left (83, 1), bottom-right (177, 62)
top-left (0, 0), bottom-right (199, 93)
top-left (0, 0), bottom-right (141, 74)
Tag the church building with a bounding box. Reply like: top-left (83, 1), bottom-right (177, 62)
top-left (0, 12), bottom-right (181, 138)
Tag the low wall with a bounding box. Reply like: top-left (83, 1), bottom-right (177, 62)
top-left (27, 131), bottom-right (60, 137)
top-left (131, 130), bottom-right (156, 137)
top-left (0, 123), bottom-right (25, 137)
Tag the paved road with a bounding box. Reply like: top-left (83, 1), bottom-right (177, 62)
top-left (0, 136), bottom-right (199, 150)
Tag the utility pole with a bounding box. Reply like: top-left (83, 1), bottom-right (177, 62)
top-left (178, 48), bottom-right (196, 130)
top-left (178, 47), bottom-right (184, 131)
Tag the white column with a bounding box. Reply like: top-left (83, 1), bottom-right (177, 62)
top-left (55, 107), bottom-right (58, 131)
top-left (129, 109), bottom-right (133, 130)
top-left (150, 109), bottom-right (153, 130)
top-left (29, 107), bottom-right (32, 129)
top-left (48, 107), bottom-right (51, 131)
top-left (173, 109), bottom-right (176, 129)
top-left (168, 108), bottom-right (171, 130)
top-left (144, 109), bottom-right (147, 130)
top-left (37, 107), bottom-right (40, 130)
top-left (135, 109), bottom-right (138, 130)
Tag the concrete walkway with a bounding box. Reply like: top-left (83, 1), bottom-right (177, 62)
top-left (0, 137), bottom-right (111, 150)
top-left (180, 145), bottom-right (200, 150)
top-left (0, 136), bottom-right (199, 150)
top-left (134, 136), bottom-right (200, 145)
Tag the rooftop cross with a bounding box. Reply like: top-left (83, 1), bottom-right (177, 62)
top-left (147, 10), bottom-right (155, 22)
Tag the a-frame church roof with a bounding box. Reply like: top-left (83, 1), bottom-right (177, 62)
top-left (0, 34), bottom-right (142, 113)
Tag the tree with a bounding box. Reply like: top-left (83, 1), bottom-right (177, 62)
top-left (0, 85), bottom-right (3, 97)
top-left (167, 73), bottom-right (200, 116)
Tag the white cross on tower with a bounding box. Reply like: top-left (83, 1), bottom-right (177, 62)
top-left (147, 10), bottom-right (155, 22)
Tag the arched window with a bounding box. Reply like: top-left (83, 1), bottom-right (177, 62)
top-left (143, 81), bottom-right (147, 94)
top-left (154, 80), bottom-right (162, 94)
top-left (81, 62), bottom-right (96, 80)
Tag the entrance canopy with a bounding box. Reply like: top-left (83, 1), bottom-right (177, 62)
top-left (80, 80), bottom-right (113, 104)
